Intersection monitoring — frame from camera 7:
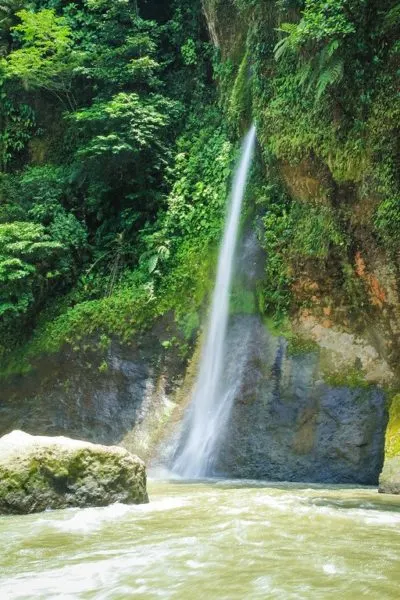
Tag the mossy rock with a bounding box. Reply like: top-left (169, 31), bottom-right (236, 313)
top-left (0, 431), bottom-right (148, 514)
top-left (379, 394), bottom-right (400, 494)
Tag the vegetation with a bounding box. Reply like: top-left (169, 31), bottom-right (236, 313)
top-left (217, 0), bottom-right (400, 324)
top-left (0, 0), bottom-right (236, 373)
top-left (324, 368), bottom-right (369, 390)
top-left (0, 0), bottom-right (399, 375)
top-left (385, 394), bottom-right (400, 459)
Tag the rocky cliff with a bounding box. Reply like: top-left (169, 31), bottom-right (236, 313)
top-left (1, 229), bottom-right (390, 485)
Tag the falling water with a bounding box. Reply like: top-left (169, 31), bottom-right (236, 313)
top-left (172, 125), bottom-right (257, 478)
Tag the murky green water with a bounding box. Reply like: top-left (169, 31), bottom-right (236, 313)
top-left (1, 479), bottom-right (400, 599)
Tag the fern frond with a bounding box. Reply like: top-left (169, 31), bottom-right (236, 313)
top-left (326, 39), bottom-right (340, 58)
top-left (315, 56), bottom-right (344, 102)
top-left (278, 22), bottom-right (298, 35)
top-left (274, 36), bottom-right (291, 60)
top-left (383, 3), bottom-right (400, 31)
top-left (318, 39), bottom-right (340, 75)
top-left (274, 22), bottom-right (299, 61)
top-left (298, 60), bottom-right (313, 87)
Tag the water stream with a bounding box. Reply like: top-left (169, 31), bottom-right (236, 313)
top-left (2, 480), bottom-right (400, 599)
top-left (172, 125), bottom-right (257, 477)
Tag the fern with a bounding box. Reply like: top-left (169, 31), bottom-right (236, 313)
top-left (315, 55), bottom-right (344, 101)
top-left (324, 39), bottom-right (340, 59)
top-left (275, 20), bottom-right (344, 102)
top-left (298, 61), bottom-right (313, 88)
top-left (274, 22), bottom-right (299, 60)
top-left (383, 3), bottom-right (400, 31)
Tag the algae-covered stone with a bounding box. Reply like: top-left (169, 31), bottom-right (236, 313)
top-left (379, 394), bottom-right (400, 494)
top-left (0, 431), bottom-right (148, 514)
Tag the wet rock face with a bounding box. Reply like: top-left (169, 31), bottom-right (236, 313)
top-left (0, 431), bottom-right (148, 515)
top-left (0, 313), bottom-right (388, 486)
top-left (0, 324), bottom-right (186, 461)
top-left (214, 315), bottom-right (388, 485)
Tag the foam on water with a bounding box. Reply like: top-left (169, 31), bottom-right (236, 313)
top-left (30, 496), bottom-right (190, 537)
top-left (323, 564), bottom-right (337, 575)
top-left (44, 503), bottom-right (133, 534)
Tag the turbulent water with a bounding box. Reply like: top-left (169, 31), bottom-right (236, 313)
top-left (1, 480), bottom-right (400, 599)
top-left (172, 125), bottom-right (257, 477)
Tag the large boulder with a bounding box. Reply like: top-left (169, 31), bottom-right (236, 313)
top-left (0, 431), bottom-right (148, 514)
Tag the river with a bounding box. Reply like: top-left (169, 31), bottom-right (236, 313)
top-left (1, 479), bottom-right (400, 599)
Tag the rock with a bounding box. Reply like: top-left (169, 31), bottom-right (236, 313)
top-left (379, 394), bottom-right (400, 494)
top-left (206, 315), bottom-right (387, 484)
top-left (379, 456), bottom-right (400, 494)
top-left (0, 431), bottom-right (148, 514)
top-left (0, 324), bottom-right (186, 462)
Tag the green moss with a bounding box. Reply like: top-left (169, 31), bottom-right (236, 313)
top-left (287, 336), bottom-right (319, 356)
top-left (98, 360), bottom-right (108, 373)
top-left (228, 49), bottom-right (252, 131)
top-left (385, 394), bottom-right (400, 459)
top-left (263, 317), bottom-right (319, 356)
top-left (230, 288), bottom-right (256, 315)
top-left (324, 368), bottom-right (369, 389)
top-left (0, 283), bottom-right (158, 379)
top-left (176, 311), bottom-right (200, 341)
top-left (263, 316), bottom-right (292, 338)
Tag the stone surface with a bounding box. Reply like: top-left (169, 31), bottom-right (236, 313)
top-left (0, 321), bottom-right (186, 461)
top-left (379, 457), bottom-right (400, 494)
top-left (172, 315), bottom-right (388, 484)
top-left (379, 394), bottom-right (400, 494)
top-left (0, 431), bottom-right (148, 514)
top-left (296, 315), bottom-right (394, 386)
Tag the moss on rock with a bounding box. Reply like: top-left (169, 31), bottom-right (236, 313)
top-left (379, 394), bottom-right (400, 494)
top-left (0, 431), bottom-right (148, 514)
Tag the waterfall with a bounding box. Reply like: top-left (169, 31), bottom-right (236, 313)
top-left (172, 125), bottom-right (257, 478)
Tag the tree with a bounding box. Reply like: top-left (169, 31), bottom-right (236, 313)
top-left (69, 91), bottom-right (182, 251)
top-left (0, 221), bottom-right (62, 322)
top-left (4, 8), bottom-right (77, 109)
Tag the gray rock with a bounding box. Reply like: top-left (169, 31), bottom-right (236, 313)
top-left (379, 456), bottom-right (400, 494)
top-left (204, 315), bottom-right (388, 484)
top-left (0, 322), bottom-right (186, 461)
top-left (0, 312), bottom-right (389, 486)
top-left (0, 431), bottom-right (148, 514)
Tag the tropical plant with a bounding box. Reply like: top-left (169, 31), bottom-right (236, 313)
top-left (4, 8), bottom-right (77, 108)
top-left (0, 221), bottom-right (62, 322)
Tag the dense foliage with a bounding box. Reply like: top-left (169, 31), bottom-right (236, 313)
top-left (0, 0), bottom-right (399, 373)
top-left (0, 0), bottom-right (233, 368)
top-left (212, 0), bottom-right (399, 323)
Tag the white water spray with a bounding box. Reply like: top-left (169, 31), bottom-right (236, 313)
top-left (172, 125), bottom-right (257, 478)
